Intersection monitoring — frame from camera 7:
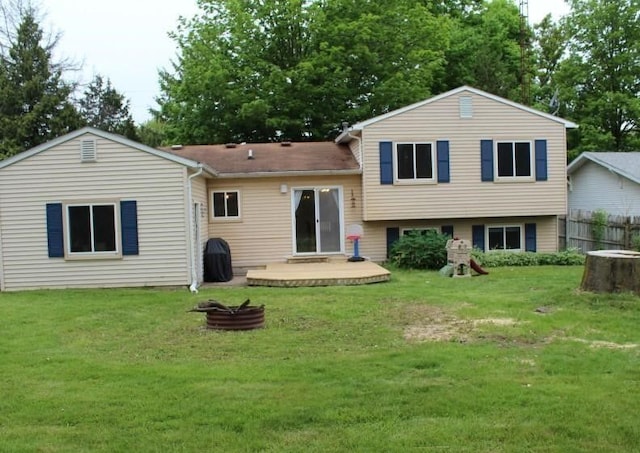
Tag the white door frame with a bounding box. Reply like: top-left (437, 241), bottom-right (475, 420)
top-left (290, 186), bottom-right (345, 255)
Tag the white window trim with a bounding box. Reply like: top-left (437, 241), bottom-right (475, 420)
top-left (63, 200), bottom-right (121, 260)
top-left (393, 142), bottom-right (437, 184)
top-left (485, 224), bottom-right (524, 252)
top-left (494, 140), bottom-right (534, 182)
top-left (210, 189), bottom-right (241, 221)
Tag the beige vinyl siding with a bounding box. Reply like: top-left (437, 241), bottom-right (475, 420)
top-left (358, 216), bottom-right (559, 263)
top-left (207, 175), bottom-right (362, 268)
top-left (362, 91), bottom-right (568, 221)
top-left (0, 134), bottom-right (191, 290)
top-left (190, 175), bottom-right (209, 282)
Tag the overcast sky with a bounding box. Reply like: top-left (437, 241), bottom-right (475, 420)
top-left (40, 0), bottom-right (571, 124)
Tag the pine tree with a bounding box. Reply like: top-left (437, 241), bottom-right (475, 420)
top-left (0, 9), bottom-right (80, 159)
top-left (79, 74), bottom-right (137, 140)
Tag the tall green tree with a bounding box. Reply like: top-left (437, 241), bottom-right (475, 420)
top-left (79, 74), bottom-right (137, 140)
top-left (156, 0), bottom-right (318, 144)
top-left (531, 14), bottom-right (567, 113)
top-left (156, 0), bottom-right (452, 144)
top-left (441, 0), bottom-right (523, 100)
top-left (0, 8), bottom-right (80, 158)
top-left (137, 119), bottom-right (167, 148)
top-left (558, 0), bottom-right (640, 152)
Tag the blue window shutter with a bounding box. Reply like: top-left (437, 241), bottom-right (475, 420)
top-left (46, 203), bottom-right (64, 258)
top-left (379, 141), bottom-right (393, 185)
top-left (386, 227), bottom-right (400, 258)
top-left (121, 200), bottom-right (139, 255)
top-left (525, 223), bottom-right (537, 252)
top-left (472, 225), bottom-right (485, 251)
top-left (436, 140), bottom-right (450, 183)
top-left (535, 140), bottom-right (548, 181)
top-left (441, 225), bottom-right (454, 237)
top-left (481, 140), bottom-right (494, 181)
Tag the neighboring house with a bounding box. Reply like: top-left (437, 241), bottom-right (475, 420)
top-left (567, 152), bottom-right (640, 217)
top-left (0, 86), bottom-right (577, 290)
top-left (0, 128), bottom-right (216, 291)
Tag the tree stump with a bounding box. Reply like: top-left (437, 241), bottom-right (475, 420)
top-left (580, 250), bottom-right (640, 294)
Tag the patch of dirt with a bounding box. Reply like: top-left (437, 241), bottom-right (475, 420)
top-left (402, 304), bottom-right (640, 350)
top-left (566, 338), bottom-right (639, 350)
top-left (402, 305), bottom-right (519, 343)
top-left (472, 318), bottom-right (519, 327)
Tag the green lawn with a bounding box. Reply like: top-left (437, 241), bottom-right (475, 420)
top-left (1, 266), bottom-right (639, 452)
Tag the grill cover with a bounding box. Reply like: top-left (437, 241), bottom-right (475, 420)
top-left (203, 238), bottom-right (233, 282)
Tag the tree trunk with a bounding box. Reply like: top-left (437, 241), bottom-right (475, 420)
top-left (580, 250), bottom-right (640, 294)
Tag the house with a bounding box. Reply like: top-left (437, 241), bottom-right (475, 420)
top-left (331, 86), bottom-right (577, 256)
top-left (0, 86), bottom-right (576, 290)
top-left (170, 85), bottom-right (576, 269)
top-left (567, 152), bottom-right (640, 216)
top-left (0, 128), bottom-right (216, 291)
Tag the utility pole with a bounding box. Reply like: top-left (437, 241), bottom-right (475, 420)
top-left (519, 0), bottom-right (530, 105)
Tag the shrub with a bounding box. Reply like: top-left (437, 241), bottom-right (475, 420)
top-left (631, 234), bottom-right (640, 252)
top-left (591, 209), bottom-right (608, 250)
top-left (537, 248), bottom-right (585, 265)
top-left (472, 251), bottom-right (539, 267)
top-left (471, 248), bottom-right (584, 268)
top-left (390, 230), bottom-right (449, 269)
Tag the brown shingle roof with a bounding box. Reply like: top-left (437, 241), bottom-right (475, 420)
top-left (164, 142), bottom-right (360, 175)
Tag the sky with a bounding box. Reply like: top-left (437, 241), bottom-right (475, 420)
top-left (39, 0), bottom-right (571, 125)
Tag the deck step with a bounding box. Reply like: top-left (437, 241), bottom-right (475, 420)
top-left (286, 256), bottom-right (331, 264)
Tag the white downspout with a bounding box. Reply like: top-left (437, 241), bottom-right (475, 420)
top-left (346, 129), bottom-right (364, 217)
top-left (187, 165), bottom-right (204, 293)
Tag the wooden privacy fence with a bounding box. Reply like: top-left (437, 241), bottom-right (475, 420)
top-left (559, 209), bottom-right (640, 252)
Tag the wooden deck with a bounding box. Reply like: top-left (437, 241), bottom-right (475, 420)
top-left (245, 260), bottom-right (391, 287)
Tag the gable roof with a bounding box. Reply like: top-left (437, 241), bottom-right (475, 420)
top-left (336, 85), bottom-right (578, 143)
top-left (165, 142), bottom-right (361, 177)
top-left (0, 127), bottom-right (217, 175)
top-left (567, 152), bottom-right (640, 185)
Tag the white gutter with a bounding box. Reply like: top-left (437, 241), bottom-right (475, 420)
top-left (216, 169), bottom-right (362, 178)
top-left (187, 164), bottom-right (204, 293)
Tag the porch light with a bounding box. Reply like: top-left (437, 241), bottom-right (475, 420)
top-left (280, 184), bottom-right (288, 194)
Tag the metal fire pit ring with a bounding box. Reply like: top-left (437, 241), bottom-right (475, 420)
top-left (206, 305), bottom-right (265, 330)
top-left (189, 299), bottom-right (265, 331)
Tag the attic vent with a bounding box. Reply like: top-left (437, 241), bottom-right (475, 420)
top-left (80, 139), bottom-right (97, 162)
top-left (171, 144), bottom-right (183, 150)
top-left (225, 143), bottom-right (237, 148)
top-left (280, 141), bottom-right (292, 147)
top-left (459, 96), bottom-right (473, 119)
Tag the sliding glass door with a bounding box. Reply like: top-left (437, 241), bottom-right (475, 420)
top-left (293, 187), bottom-right (342, 254)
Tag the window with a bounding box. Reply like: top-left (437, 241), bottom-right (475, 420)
top-left (496, 141), bottom-right (532, 178)
top-left (66, 203), bottom-right (118, 255)
top-left (212, 190), bottom-right (240, 219)
top-left (487, 225), bottom-right (522, 251)
top-left (401, 228), bottom-right (438, 236)
top-left (396, 143), bottom-right (435, 181)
